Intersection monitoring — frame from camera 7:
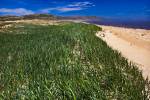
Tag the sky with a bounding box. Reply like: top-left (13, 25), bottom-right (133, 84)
top-left (0, 0), bottom-right (150, 20)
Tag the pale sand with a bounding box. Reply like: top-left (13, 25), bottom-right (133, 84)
top-left (5, 19), bottom-right (60, 25)
top-left (1, 19), bottom-right (150, 78)
top-left (96, 25), bottom-right (150, 78)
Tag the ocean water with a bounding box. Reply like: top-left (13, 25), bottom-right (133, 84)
top-left (86, 18), bottom-right (150, 30)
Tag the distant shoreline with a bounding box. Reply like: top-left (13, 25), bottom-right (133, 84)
top-left (86, 20), bottom-right (150, 30)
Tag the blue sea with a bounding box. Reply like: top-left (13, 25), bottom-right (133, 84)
top-left (86, 18), bottom-right (150, 30)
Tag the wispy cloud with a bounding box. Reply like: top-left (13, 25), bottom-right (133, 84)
top-left (68, 1), bottom-right (94, 7)
top-left (40, 1), bottom-right (94, 13)
top-left (56, 7), bottom-right (83, 12)
top-left (0, 1), bottom-right (94, 15)
top-left (146, 9), bottom-right (150, 12)
top-left (0, 8), bottom-right (34, 15)
top-left (40, 7), bottom-right (83, 13)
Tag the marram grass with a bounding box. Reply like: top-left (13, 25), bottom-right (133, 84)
top-left (0, 23), bottom-right (150, 99)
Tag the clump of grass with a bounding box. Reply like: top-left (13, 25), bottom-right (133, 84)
top-left (0, 23), bottom-right (149, 99)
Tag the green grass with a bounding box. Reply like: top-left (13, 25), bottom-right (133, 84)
top-left (0, 23), bottom-right (149, 99)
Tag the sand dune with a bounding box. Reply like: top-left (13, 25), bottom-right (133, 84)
top-left (96, 25), bottom-right (150, 78)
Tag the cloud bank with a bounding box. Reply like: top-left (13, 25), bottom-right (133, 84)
top-left (0, 1), bottom-right (94, 15)
top-left (0, 8), bottom-right (34, 15)
top-left (40, 1), bottom-right (94, 13)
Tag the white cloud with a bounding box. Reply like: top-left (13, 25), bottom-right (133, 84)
top-left (57, 7), bottom-right (82, 12)
top-left (0, 8), bottom-right (34, 15)
top-left (40, 1), bottom-right (94, 13)
top-left (40, 8), bottom-right (56, 13)
top-left (40, 7), bottom-right (83, 13)
top-left (68, 1), bottom-right (94, 7)
top-left (0, 1), bottom-right (94, 15)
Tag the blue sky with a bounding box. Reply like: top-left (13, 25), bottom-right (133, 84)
top-left (0, 0), bottom-right (149, 20)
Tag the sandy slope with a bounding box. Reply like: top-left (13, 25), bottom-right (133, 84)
top-left (96, 25), bottom-right (150, 78)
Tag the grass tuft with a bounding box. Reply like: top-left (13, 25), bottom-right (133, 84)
top-left (0, 22), bottom-right (149, 99)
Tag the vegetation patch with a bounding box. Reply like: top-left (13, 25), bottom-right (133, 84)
top-left (0, 23), bottom-right (149, 99)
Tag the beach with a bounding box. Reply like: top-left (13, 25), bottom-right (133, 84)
top-left (0, 19), bottom-right (150, 98)
top-left (1, 19), bottom-right (150, 78)
top-left (96, 25), bottom-right (150, 78)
